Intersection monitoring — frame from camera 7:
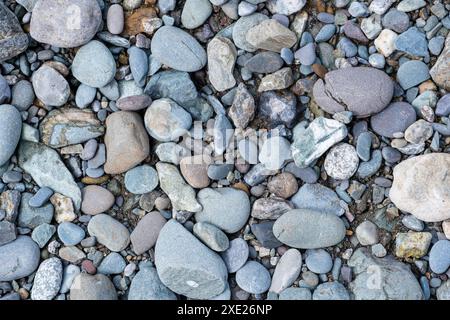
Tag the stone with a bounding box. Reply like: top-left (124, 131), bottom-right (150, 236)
top-left (269, 249), bottom-right (302, 293)
top-left (374, 29), bottom-right (398, 57)
top-left (128, 46), bottom-right (149, 88)
top-left (32, 65), bottom-right (70, 107)
top-left (98, 252), bottom-right (126, 275)
top-left (382, 9), bottom-right (410, 33)
top-left (273, 209), bottom-right (346, 249)
top-left (437, 281), bottom-right (450, 300)
top-left (81, 185), bottom-right (114, 215)
top-left (157, 162), bottom-right (202, 212)
top-left (0, 75), bottom-right (10, 104)
top-left (229, 83), bottom-right (255, 128)
top-left (370, 102), bottom-right (416, 138)
top-left (72, 41), bottom-right (116, 88)
top-left (31, 223), bottom-right (56, 248)
top-left (39, 108), bottom-right (104, 148)
top-left (31, 258), bottom-right (63, 300)
top-left (348, 248), bottom-right (423, 300)
top-left (123, 6), bottom-right (160, 36)
top-left (57, 222), bottom-right (85, 246)
top-left (312, 67), bottom-right (394, 117)
top-left (251, 197), bottom-right (293, 220)
top-left (305, 249), bottom-right (333, 274)
top-left (244, 52), bottom-right (284, 74)
top-left (11, 80), bottom-right (35, 111)
top-left (238, 138), bottom-right (258, 164)
top-left (390, 153), bottom-right (450, 222)
top-left (315, 24), bottom-right (336, 43)
top-left (236, 261), bottom-right (271, 294)
top-left (207, 37), bottom-right (237, 92)
top-left (395, 27), bottom-right (428, 57)
top-left (397, 0), bottom-right (426, 12)
top-left (343, 21), bottom-right (369, 44)
top-left (312, 282), bottom-right (350, 300)
top-left (295, 43), bottom-right (316, 65)
top-left (70, 273), bottom-right (117, 300)
top-left (87, 214), bottom-right (130, 252)
top-left (246, 19), bottom-right (297, 52)
top-left (117, 95), bottom-right (152, 111)
top-left (404, 120), bottom-right (433, 144)
top-left (18, 142), bottom-right (82, 210)
top-left (267, 0), bottom-right (306, 15)
top-left (292, 117), bottom-right (347, 168)
top-left (369, 0), bottom-right (395, 14)
top-left (214, 114), bottom-right (234, 155)
top-left (395, 232), bottom-right (432, 258)
top-left (324, 143), bottom-right (359, 180)
top-left (357, 149), bottom-right (382, 178)
top-left (107, 4), bottom-right (124, 35)
top-left (220, 238), bottom-right (249, 273)
top-left (144, 98), bottom-right (192, 142)
top-left (60, 265), bottom-right (80, 294)
top-left (355, 221), bottom-right (379, 246)
top-left (429, 240), bottom-right (450, 274)
top-left (0, 105), bottom-right (22, 166)
top-left (155, 220), bottom-right (228, 299)
top-left (51, 193), bottom-right (76, 223)
top-left (356, 132), bottom-right (372, 161)
top-left (258, 67), bottom-right (294, 92)
top-left (0, 190), bottom-right (20, 222)
top-left (397, 60), bottom-right (430, 90)
top-left (279, 287), bottom-right (312, 300)
top-left (0, 236), bottom-right (40, 281)
top-left (128, 265), bottom-right (177, 300)
top-left (0, 2), bottom-right (29, 62)
top-left (125, 165), bottom-right (159, 194)
top-left (232, 13), bottom-right (269, 52)
top-left (259, 136), bottom-right (292, 170)
top-left (180, 155), bottom-right (211, 189)
top-left (130, 211), bottom-right (167, 255)
top-left (196, 187), bottom-right (250, 233)
top-left (151, 26), bottom-right (207, 72)
top-left (59, 246), bottom-right (85, 264)
top-left (30, 0), bottom-right (102, 48)
top-left (267, 172), bottom-right (298, 199)
top-left (251, 221), bottom-right (282, 248)
top-left (104, 111), bottom-right (150, 174)
top-left (155, 142), bottom-right (190, 165)
top-left (75, 84), bottom-right (96, 109)
top-left (193, 222), bottom-right (229, 252)
top-left (258, 91), bottom-right (297, 128)
top-left (430, 34), bottom-right (450, 91)
top-left (181, 0), bottom-right (212, 29)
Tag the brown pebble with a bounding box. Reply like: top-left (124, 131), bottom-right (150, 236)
top-left (312, 63), bottom-right (328, 78)
top-left (81, 175), bottom-right (110, 185)
top-left (81, 260), bottom-right (97, 275)
top-left (267, 172), bottom-right (298, 199)
top-left (233, 182), bottom-right (249, 194)
top-left (18, 288), bottom-right (29, 300)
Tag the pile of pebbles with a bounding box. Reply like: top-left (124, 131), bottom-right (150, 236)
top-left (0, 0), bottom-right (450, 300)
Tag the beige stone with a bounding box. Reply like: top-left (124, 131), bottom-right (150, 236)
top-left (81, 185), bottom-right (115, 215)
top-left (50, 193), bottom-right (76, 223)
top-left (246, 19), bottom-right (297, 52)
top-left (430, 33), bottom-right (450, 91)
top-left (395, 232), bottom-right (432, 258)
top-left (207, 36), bottom-right (237, 92)
top-left (374, 29), bottom-right (397, 57)
top-left (258, 67), bottom-right (294, 92)
top-left (180, 154), bottom-right (212, 189)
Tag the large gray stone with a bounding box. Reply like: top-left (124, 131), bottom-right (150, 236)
top-left (18, 193), bottom-right (54, 229)
top-left (128, 265), bottom-right (177, 300)
top-left (291, 183), bottom-right (344, 216)
top-left (18, 142), bottom-right (82, 211)
top-left (87, 214), bottom-right (130, 252)
top-left (0, 105), bottom-right (22, 166)
top-left (0, 236), bottom-right (40, 281)
top-left (0, 2), bottom-right (29, 62)
top-left (70, 273), bottom-right (117, 300)
top-left (370, 102), bottom-right (416, 138)
top-left (31, 257), bottom-right (63, 300)
top-left (232, 13), bottom-right (269, 52)
top-left (32, 65), bottom-right (70, 107)
top-left (155, 220), bottom-right (228, 299)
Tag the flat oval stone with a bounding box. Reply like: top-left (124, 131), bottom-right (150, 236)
top-left (193, 222), bottom-right (230, 252)
top-left (87, 214), bottom-right (130, 252)
top-left (31, 257), bottom-right (63, 300)
top-left (370, 102), bottom-right (416, 137)
top-left (70, 273), bottom-right (117, 300)
top-left (32, 65), bottom-right (70, 107)
top-left (151, 26), bottom-right (206, 72)
top-left (313, 67), bottom-right (394, 117)
top-left (305, 249), bottom-right (333, 274)
top-left (397, 60), bottom-right (430, 90)
top-left (273, 209), bottom-right (346, 249)
top-left (0, 104), bottom-right (22, 166)
top-left (81, 185), bottom-right (115, 215)
top-left (30, 0), bottom-right (102, 48)
top-left (125, 165), bottom-right (159, 194)
top-left (291, 183), bottom-right (344, 216)
top-left (107, 4), bottom-right (124, 35)
top-left (72, 41), bottom-right (117, 88)
top-left (269, 248), bottom-right (302, 293)
top-left (11, 80), bottom-right (34, 111)
top-left (128, 265), bottom-right (177, 300)
top-left (324, 143), bottom-right (359, 180)
top-left (232, 13), bottom-right (269, 52)
top-left (235, 261), bottom-right (271, 294)
top-left (130, 211), bottom-right (167, 255)
top-left (0, 236), bottom-right (40, 281)
top-left (220, 238), bottom-right (249, 273)
top-left (57, 222), bottom-right (85, 246)
top-left (181, 0), bottom-right (212, 29)
top-left (244, 52), bottom-right (284, 74)
top-left (429, 240), bottom-right (450, 274)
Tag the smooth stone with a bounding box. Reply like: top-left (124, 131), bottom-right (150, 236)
top-left (0, 105), bottom-right (22, 166)
top-left (343, 21), bottom-right (368, 44)
top-left (382, 9), bottom-right (410, 33)
top-left (356, 131), bottom-right (372, 161)
top-left (404, 120), bottom-right (433, 144)
top-left (397, 60), bottom-right (430, 90)
top-left (104, 111), bottom-right (150, 174)
top-left (232, 13), bottom-right (269, 52)
top-left (207, 36), bottom-right (237, 92)
top-left (0, 221), bottom-right (16, 246)
top-left (155, 220), bottom-right (228, 299)
top-left (273, 209), bottom-right (346, 249)
top-left (348, 248), bottom-right (423, 299)
top-left (220, 238), bottom-right (249, 273)
top-left (430, 33), bottom-right (450, 91)
top-left (229, 83), bottom-right (256, 129)
top-left (245, 52), bottom-right (284, 74)
top-left (0, 2), bottom-right (29, 62)
top-left (437, 280), bottom-right (450, 300)
top-left (312, 282), bottom-right (350, 300)
top-left (355, 220), bottom-right (379, 245)
top-left (395, 232), bottom-right (432, 258)
top-left (429, 240), bottom-right (450, 274)
top-left (267, 172), bottom-right (298, 199)
top-left (395, 27), bottom-right (428, 57)
top-left (18, 142), bottom-right (81, 210)
top-left (193, 222), bottom-right (230, 252)
top-left (39, 108), bottom-right (104, 148)
top-left (305, 249), bottom-right (333, 274)
top-left (155, 142), bottom-right (190, 165)
top-left (87, 214), bottom-right (130, 252)
top-left (246, 19), bottom-right (297, 53)
top-left (72, 41), bottom-right (117, 88)
top-left (369, 0), bottom-right (395, 14)
top-left (207, 164), bottom-right (234, 180)
top-left (269, 249), bottom-right (302, 293)
top-left (70, 273), bottom-right (117, 300)
top-left (125, 165), bottom-right (158, 194)
top-left (370, 102), bottom-right (416, 137)
top-left (258, 67), bottom-right (294, 92)
top-left (75, 84), bottom-right (96, 109)
top-left (151, 26), bottom-right (207, 72)
top-left (324, 143), bottom-right (359, 180)
top-left (107, 4), bottom-right (124, 35)
top-left (279, 287), bottom-right (312, 300)
top-left (236, 261), bottom-right (271, 294)
top-left (196, 188), bottom-right (250, 233)
top-left (181, 0), bottom-right (212, 29)
top-left (30, 0), bottom-right (102, 48)
top-left (32, 65), bottom-right (70, 106)
top-left (99, 80), bottom-right (120, 101)
top-left (116, 95), bottom-right (152, 111)
top-left (57, 222), bottom-right (85, 246)
top-left (11, 80), bottom-right (34, 111)
top-left (128, 265), bottom-right (177, 300)
top-left (128, 46), bottom-right (149, 88)
top-left (251, 221), bottom-right (283, 249)
top-left (0, 236), bottom-right (40, 281)
top-left (98, 252), bottom-right (126, 275)
top-left (144, 98), bottom-right (192, 142)
top-left (291, 117), bottom-right (347, 168)
top-left (397, 0), bottom-right (426, 12)
top-left (267, 0), bottom-right (306, 15)
top-left (81, 185), bottom-right (114, 215)
top-left (292, 183), bottom-right (344, 216)
top-left (251, 197), bottom-right (293, 220)
top-left (436, 94), bottom-right (450, 117)
top-left (259, 136), bottom-right (292, 170)
top-left (156, 162), bottom-right (202, 212)
top-left (316, 24), bottom-right (336, 42)
top-left (401, 215), bottom-right (424, 231)
top-left (357, 149), bottom-right (382, 178)
top-left (390, 153), bottom-right (450, 222)
top-left (130, 212), bottom-right (166, 255)
top-left (313, 67), bottom-right (394, 117)
top-left (31, 223), bottom-right (56, 248)
top-left (295, 43), bottom-right (316, 65)
top-left (180, 155), bottom-right (211, 189)
top-left (60, 265), bottom-right (80, 294)
top-left (31, 258), bottom-right (63, 300)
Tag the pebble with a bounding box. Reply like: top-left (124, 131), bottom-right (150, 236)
top-left (251, 221), bottom-right (282, 248)
top-left (98, 252), bottom-right (126, 275)
top-left (60, 265), bottom-right (80, 294)
top-left (207, 37), bottom-right (237, 92)
top-left (259, 136), bottom-right (292, 170)
top-left (31, 223), bottom-right (56, 248)
top-left (273, 209), bottom-right (346, 249)
top-left (75, 84), bottom-right (96, 109)
top-left (32, 65), bottom-right (70, 107)
top-left (0, 105), bottom-right (22, 166)
top-left (429, 240), bottom-right (450, 274)
top-left (267, 0), bottom-right (306, 15)
top-left (11, 80), bottom-right (34, 111)
top-left (430, 33), bottom-right (450, 91)
top-left (267, 172), bottom-right (298, 199)
top-left (155, 220), bottom-right (228, 299)
top-left (395, 27), bottom-right (428, 57)
top-left (0, 2), bottom-right (28, 61)
top-left (128, 46), bottom-right (148, 88)
top-left (382, 9), bottom-right (410, 33)
top-left (18, 192), bottom-right (54, 229)
top-left (81, 185), bottom-right (115, 215)
top-left (292, 183), bottom-right (344, 216)
top-left (70, 273), bottom-right (117, 300)
top-left (244, 52), bottom-right (284, 74)
top-left (130, 212), bottom-right (167, 255)
top-left (395, 232), bottom-right (432, 258)
top-left (128, 265), bottom-right (176, 300)
top-left (232, 14), bottom-right (269, 52)
top-left (315, 24), bottom-right (336, 43)
top-left (305, 249), bottom-right (333, 274)
top-left (229, 83), bottom-right (256, 128)
top-left (0, 236), bottom-right (40, 281)
top-left (269, 249), bottom-right (302, 293)
top-left (402, 215), bottom-right (424, 231)
top-left (357, 149), bottom-right (382, 178)
top-left (31, 258), bottom-right (62, 300)
top-left (397, 60), bottom-right (430, 90)
top-left (355, 220), bottom-right (379, 246)
top-left (87, 214), bottom-right (130, 252)
top-left (397, 0), bottom-right (426, 12)
top-left (324, 143), bottom-right (359, 180)
top-left (313, 282), bottom-right (350, 300)
top-left (246, 19), bottom-right (297, 53)
top-left (181, 0), bottom-right (212, 29)
top-left (356, 132), bottom-right (372, 161)
top-left (193, 222), bottom-right (230, 252)
top-left (279, 287), bottom-right (312, 300)
top-left (151, 26), bottom-right (207, 72)
top-left (404, 120), bottom-right (433, 144)
top-left (124, 165), bottom-right (158, 194)
top-left (196, 188), bottom-right (250, 233)
top-left (370, 102), bottom-right (416, 137)
top-left (107, 4), bottom-right (124, 35)
top-left (235, 261), bottom-right (271, 294)
top-left (57, 222), bottom-right (85, 246)
top-left (295, 43), bottom-right (316, 65)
